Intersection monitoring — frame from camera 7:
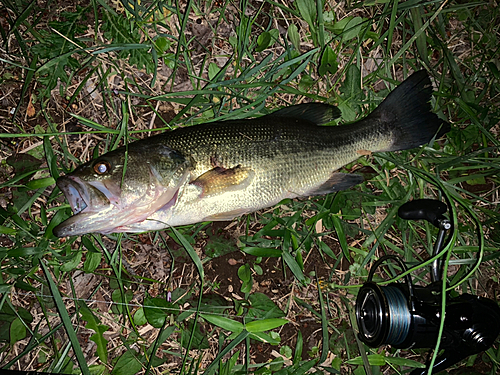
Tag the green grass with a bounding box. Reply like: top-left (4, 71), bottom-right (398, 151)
top-left (0, 0), bottom-right (499, 374)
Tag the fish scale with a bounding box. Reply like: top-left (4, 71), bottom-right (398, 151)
top-left (118, 118), bottom-right (404, 229)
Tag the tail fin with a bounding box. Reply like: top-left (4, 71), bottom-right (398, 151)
top-left (365, 70), bottom-right (450, 152)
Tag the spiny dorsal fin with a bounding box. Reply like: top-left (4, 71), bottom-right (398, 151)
top-left (265, 103), bottom-right (341, 125)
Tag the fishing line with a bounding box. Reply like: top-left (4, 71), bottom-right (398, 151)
top-left (357, 255), bottom-right (416, 347)
top-left (383, 286), bottom-right (411, 346)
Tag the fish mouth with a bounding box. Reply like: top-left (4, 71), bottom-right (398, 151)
top-left (53, 176), bottom-right (113, 237)
top-left (57, 176), bottom-right (90, 215)
top-left (56, 176), bottom-right (111, 215)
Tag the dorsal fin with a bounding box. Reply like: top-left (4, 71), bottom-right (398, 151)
top-left (265, 103), bottom-right (341, 125)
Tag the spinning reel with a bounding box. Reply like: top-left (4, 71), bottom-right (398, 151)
top-left (355, 199), bottom-right (500, 374)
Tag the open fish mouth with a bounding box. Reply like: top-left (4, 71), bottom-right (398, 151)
top-left (57, 176), bottom-right (91, 214)
top-left (53, 175), bottom-right (114, 237)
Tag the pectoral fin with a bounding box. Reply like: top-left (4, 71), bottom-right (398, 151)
top-left (192, 165), bottom-right (255, 196)
top-left (306, 173), bottom-right (364, 196)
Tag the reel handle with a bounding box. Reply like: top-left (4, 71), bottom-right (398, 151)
top-left (398, 199), bottom-right (452, 282)
top-left (398, 199), bottom-right (447, 228)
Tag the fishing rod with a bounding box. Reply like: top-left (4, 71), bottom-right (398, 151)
top-left (355, 198), bottom-right (500, 374)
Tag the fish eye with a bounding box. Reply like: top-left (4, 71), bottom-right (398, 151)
top-left (94, 161), bottom-right (111, 175)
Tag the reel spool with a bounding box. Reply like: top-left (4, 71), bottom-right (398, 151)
top-left (356, 283), bottom-right (413, 348)
top-left (356, 255), bottom-right (441, 350)
top-left (355, 199), bottom-right (500, 375)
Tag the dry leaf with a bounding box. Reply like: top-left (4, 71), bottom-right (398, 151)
top-left (26, 97), bottom-right (35, 117)
top-left (228, 258), bottom-right (238, 266)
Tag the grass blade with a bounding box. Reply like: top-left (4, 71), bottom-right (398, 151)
top-left (39, 260), bottom-right (90, 375)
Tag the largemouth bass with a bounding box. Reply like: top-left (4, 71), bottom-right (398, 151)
top-left (53, 70), bottom-right (450, 237)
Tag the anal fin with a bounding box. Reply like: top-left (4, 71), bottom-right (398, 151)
top-left (192, 165), bottom-right (255, 196)
top-left (306, 173), bottom-right (364, 196)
